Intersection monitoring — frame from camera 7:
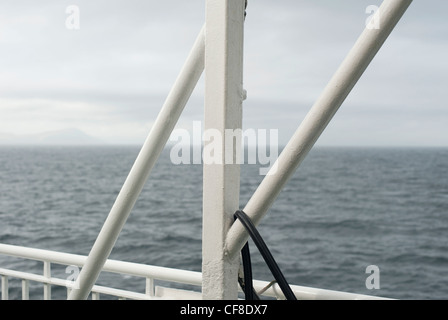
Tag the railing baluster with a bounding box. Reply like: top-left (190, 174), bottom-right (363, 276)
top-left (43, 261), bottom-right (51, 300)
top-left (22, 279), bottom-right (29, 300)
top-left (92, 292), bottom-right (100, 300)
top-left (1, 275), bottom-right (8, 300)
top-left (145, 277), bottom-right (154, 297)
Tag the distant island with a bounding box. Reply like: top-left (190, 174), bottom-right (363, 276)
top-left (0, 128), bottom-right (105, 146)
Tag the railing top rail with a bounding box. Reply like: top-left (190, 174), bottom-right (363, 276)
top-left (0, 243), bottom-right (201, 286)
top-left (0, 243), bottom-right (391, 300)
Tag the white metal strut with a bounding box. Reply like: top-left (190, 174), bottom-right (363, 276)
top-left (225, 0), bottom-right (413, 259)
top-left (67, 0), bottom-right (413, 300)
top-left (68, 26), bottom-right (206, 300)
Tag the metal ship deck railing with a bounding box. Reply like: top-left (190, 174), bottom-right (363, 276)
top-left (1, 0), bottom-right (412, 300)
top-left (0, 243), bottom-right (388, 300)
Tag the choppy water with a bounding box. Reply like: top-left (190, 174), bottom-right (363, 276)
top-left (1, 146), bottom-right (447, 300)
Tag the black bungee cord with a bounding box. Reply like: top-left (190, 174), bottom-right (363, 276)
top-left (234, 210), bottom-right (297, 300)
top-left (235, 1), bottom-right (295, 301)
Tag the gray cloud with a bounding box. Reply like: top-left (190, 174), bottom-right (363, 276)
top-left (0, 0), bottom-right (447, 146)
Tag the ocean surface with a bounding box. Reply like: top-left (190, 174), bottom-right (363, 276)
top-left (1, 146), bottom-right (447, 300)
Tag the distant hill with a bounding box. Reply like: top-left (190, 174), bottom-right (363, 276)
top-left (0, 128), bottom-right (105, 145)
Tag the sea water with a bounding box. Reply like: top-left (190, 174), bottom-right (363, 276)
top-left (1, 146), bottom-right (447, 300)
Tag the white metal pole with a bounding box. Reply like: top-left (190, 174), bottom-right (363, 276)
top-left (1, 276), bottom-right (8, 300)
top-left (226, 0), bottom-right (413, 258)
top-left (202, 0), bottom-right (245, 300)
top-left (43, 261), bottom-right (51, 300)
top-left (68, 25), bottom-right (205, 300)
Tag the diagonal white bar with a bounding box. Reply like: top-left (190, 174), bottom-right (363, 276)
top-left (225, 0), bottom-right (413, 258)
top-left (68, 25), bottom-right (206, 300)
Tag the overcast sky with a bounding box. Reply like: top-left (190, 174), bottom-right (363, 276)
top-left (0, 0), bottom-right (447, 146)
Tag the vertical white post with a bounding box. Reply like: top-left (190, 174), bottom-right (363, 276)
top-left (145, 277), bottom-right (155, 297)
top-left (202, 0), bottom-right (245, 300)
top-left (22, 280), bottom-right (29, 300)
top-left (1, 275), bottom-right (8, 300)
top-left (91, 292), bottom-right (101, 300)
top-left (43, 261), bottom-right (51, 300)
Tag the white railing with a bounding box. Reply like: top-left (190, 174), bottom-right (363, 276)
top-left (59, 0), bottom-right (412, 299)
top-left (0, 243), bottom-right (202, 300)
top-left (0, 243), bottom-right (390, 300)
